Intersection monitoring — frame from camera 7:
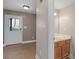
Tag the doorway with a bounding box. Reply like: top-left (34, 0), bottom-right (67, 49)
top-left (54, 0), bottom-right (75, 59)
top-left (3, 0), bottom-right (36, 59)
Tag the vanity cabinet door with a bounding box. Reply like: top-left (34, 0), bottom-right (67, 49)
top-left (55, 40), bottom-right (70, 59)
top-left (62, 40), bottom-right (70, 57)
top-left (55, 43), bottom-right (62, 59)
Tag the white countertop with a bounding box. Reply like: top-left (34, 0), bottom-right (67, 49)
top-left (54, 34), bottom-right (71, 42)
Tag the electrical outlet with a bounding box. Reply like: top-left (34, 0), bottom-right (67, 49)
top-left (32, 36), bottom-right (34, 39)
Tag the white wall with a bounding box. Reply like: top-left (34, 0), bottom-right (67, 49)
top-left (36, 0), bottom-right (48, 58)
top-left (54, 9), bottom-right (59, 33)
top-left (36, 0), bottom-right (54, 59)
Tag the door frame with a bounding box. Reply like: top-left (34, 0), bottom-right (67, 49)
top-left (48, 0), bottom-right (54, 59)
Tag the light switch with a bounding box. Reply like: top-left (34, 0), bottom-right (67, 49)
top-left (24, 26), bottom-right (28, 29)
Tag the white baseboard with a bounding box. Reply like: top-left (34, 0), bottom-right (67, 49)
top-left (22, 40), bottom-right (36, 44)
top-left (3, 40), bottom-right (36, 47)
top-left (3, 42), bottom-right (21, 47)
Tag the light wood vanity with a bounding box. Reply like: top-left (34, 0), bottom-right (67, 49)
top-left (54, 34), bottom-right (71, 59)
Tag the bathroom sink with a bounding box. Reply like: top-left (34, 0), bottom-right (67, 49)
top-left (54, 34), bottom-right (71, 42)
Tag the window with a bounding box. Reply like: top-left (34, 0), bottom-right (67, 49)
top-left (10, 18), bottom-right (20, 31)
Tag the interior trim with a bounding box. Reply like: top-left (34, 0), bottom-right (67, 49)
top-left (21, 40), bottom-right (36, 44)
top-left (3, 40), bottom-right (36, 47)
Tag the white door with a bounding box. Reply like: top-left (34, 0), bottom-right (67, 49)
top-left (4, 15), bottom-right (23, 45)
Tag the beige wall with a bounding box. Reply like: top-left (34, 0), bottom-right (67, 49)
top-left (54, 4), bottom-right (75, 59)
top-left (3, 10), bottom-right (36, 41)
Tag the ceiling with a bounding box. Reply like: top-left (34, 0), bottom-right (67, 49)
top-left (3, 0), bottom-right (74, 14)
top-left (54, 0), bottom-right (74, 9)
top-left (3, 0), bottom-right (36, 14)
